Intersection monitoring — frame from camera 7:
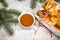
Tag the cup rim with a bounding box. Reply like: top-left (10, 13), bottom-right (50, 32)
top-left (18, 12), bottom-right (35, 28)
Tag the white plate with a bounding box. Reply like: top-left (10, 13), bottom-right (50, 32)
top-left (35, 15), bottom-right (60, 36)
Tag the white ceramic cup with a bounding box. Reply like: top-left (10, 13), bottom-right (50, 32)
top-left (18, 12), bottom-right (35, 28)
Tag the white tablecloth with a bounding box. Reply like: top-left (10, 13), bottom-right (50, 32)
top-left (0, 0), bottom-right (60, 40)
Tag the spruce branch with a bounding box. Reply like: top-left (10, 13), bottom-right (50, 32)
top-left (5, 18), bottom-right (18, 23)
top-left (0, 9), bottom-right (20, 15)
top-left (30, 0), bottom-right (38, 9)
top-left (0, 8), bottom-right (21, 35)
top-left (30, 0), bottom-right (46, 9)
top-left (8, 9), bottom-right (21, 15)
top-left (54, 0), bottom-right (60, 3)
top-left (3, 23), bottom-right (13, 35)
top-left (0, 23), bottom-right (2, 29)
top-left (0, 9), bottom-right (19, 35)
top-left (0, 0), bottom-right (21, 36)
top-left (38, 0), bottom-right (46, 3)
top-left (0, 0), bottom-right (8, 8)
top-left (18, 0), bottom-right (25, 1)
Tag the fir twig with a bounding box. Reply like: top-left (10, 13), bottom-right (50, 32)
top-left (8, 9), bottom-right (21, 15)
top-left (0, 0), bottom-right (8, 8)
top-left (0, 9), bottom-right (20, 15)
top-left (30, 0), bottom-right (46, 9)
top-left (54, 0), bottom-right (60, 3)
top-left (3, 23), bottom-right (13, 35)
top-left (5, 18), bottom-right (18, 23)
top-left (0, 9), bottom-right (21, 35)
top-left (0, 0), bottom-right (21, 36)
top-left (38, 0), bottom-right (46, 3)
top-left (31, 0), bottom-right (38, 9)
top-left (18, 0), bottom-right (25, 1)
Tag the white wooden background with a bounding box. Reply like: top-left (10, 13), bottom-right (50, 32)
top-left (0, 0), bottom-right (60, 40)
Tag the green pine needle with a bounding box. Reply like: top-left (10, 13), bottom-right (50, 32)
top-left (0, 9), bottom-right (20, 15)
top-left (0, 0), bottom-right (8, 8)
top-left (5, 18), bottom-right (18, 23)
top-left (31, 0), bottom-right (38, 9)
top-left (55, 0), bottom-right (60, 3)
top-left (3, 23), bottom-right (13, 35)
top-left (0, 8), bottom-right (21, 35)
top-left (18, 0), bottom-right (25, 1)
top-left (8, 9), bottom-right (21, 15)
top-left (0, 8), bottom-right (20, 35)
top-left (30, 0), bottom-right (46, 9)
top-left (39, 0), bottom-right (46, 3)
